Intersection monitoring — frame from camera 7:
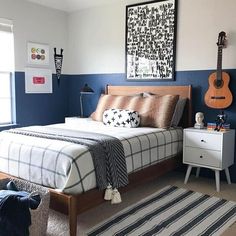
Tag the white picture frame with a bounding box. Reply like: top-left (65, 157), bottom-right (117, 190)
top-left (27, 42), bottom-right (49, 66)
top-left (25, 67), bottom-right (52, 93)
top-left (126, 0), bottom-right (177, 81)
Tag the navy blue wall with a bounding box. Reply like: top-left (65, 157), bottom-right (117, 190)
top-left (68, 70), bottom-right (236, 127)
top-left (68, 70), bottom-right (236, 182)
top-left (13, 72), bottom-right (70, 127)
top-left (2, 70), bottom-right (236, 182)
top-left (12, 70), bottom-right (236, 129)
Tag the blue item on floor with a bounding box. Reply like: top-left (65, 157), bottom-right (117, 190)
top-left (0, 180), bottom-right (41, 236)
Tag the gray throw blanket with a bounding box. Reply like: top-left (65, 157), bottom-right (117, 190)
top-left (6, 127), bottom-right (128, 190)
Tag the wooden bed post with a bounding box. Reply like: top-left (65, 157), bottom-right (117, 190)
top-left (68, 195), bottom-right (78, 236)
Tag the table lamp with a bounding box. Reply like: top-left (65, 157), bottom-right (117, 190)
top-left (80, 84), bottom-right (94, 117)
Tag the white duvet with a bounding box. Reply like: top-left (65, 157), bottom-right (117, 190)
top-left (0, 118), bottom-right (183, 194)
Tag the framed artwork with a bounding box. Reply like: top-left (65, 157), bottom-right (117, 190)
top-left (27, 42), bottom-right (49, 66)
top-left (25, 68), bottom-right (52, 93)
top-left (126, 0), bottom-right (178, 81)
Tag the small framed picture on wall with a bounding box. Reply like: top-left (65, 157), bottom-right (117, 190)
top-left (27, 42), bottom-right (49, 66)
top-left (25, 67), bottom-right (52, 93)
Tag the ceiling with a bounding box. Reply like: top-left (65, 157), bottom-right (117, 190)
top-left (24, 0), bottom-right (126, 12)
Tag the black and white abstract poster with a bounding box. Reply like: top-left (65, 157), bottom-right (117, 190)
top-left (126, 0), bottom-right (177, 80)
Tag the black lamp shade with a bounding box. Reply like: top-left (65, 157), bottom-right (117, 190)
top-left (80, 84), bottom-right (94, 94)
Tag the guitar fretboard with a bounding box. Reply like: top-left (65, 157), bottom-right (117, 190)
top-left (216, 45), bottom-right (223, 82)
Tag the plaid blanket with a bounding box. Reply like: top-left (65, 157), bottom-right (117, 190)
top-left (5, 127), bottom-right (128, 190)
top-left (0, 120), bottom-right (183, 194)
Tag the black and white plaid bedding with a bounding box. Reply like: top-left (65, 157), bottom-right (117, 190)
top-left (5, 127), bottom-right (128, 190)
top-left (0, 119), bottom-right (183, 194)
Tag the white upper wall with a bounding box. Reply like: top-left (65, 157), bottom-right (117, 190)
top-left (1, 0), bottom-right (236, 74)
top-left (177, 0), bottom-right (236, 71)
top-left (0, 0), bottom-right (67, 72)
top-left (66, 0), bottom-right (236, 74)
top-left (66, 3), bottom-right (125, 74)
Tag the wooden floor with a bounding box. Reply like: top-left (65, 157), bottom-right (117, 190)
top-left (47, 170), bottom-right (236, 236)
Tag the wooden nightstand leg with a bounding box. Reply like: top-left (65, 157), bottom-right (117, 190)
top-left (225, 168), bottom-right (231, 184)
top-left (215, 170), bottom-right (220, 192)
top-left (184, 165), bottom-right (192, 184)
top-left (196, 167), bottom-right (201, 178)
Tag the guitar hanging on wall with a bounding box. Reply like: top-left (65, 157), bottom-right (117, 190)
top-left (204, 31), bottom-right (233, 109)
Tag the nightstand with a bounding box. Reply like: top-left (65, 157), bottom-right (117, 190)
top-left (183, 128), bottom-right (235, 192)
top-left (65, 116), bottom-right (84, 125)
top-left (65, 116), bottom-right (79, 121)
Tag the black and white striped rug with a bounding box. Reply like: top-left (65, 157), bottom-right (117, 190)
top-left (87, 185), bottom-right (236, 236)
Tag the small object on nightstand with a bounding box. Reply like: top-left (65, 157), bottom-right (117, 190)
top-left (215, 110), bottom-right (227, 131)
top-left (194, 112), bottom-right (204, 129)
top-left (183, 128), bottom-right (235, 192)
top-left (207, 122), bottom-right (230, 131)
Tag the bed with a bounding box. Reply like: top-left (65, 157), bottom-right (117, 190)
top-left (0, 85), bottom-right (192, 236)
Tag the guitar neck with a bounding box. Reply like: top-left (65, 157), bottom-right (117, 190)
top-left (216, 46), bottom-right (223, 81)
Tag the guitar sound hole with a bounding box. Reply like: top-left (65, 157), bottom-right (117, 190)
top-left (214, 79), bottom-right (224, 88)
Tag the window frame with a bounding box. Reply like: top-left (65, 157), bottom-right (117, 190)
top-left (0, 18), bottom-right (16, 127)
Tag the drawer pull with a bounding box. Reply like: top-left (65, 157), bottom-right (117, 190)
top-left (201, 139), bottom-right (206, 143)
top-left (200, 155), bottom-right (203, 158)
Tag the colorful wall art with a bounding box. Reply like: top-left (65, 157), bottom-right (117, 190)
top-left (27, 42), bottom-right (49, 66)
top-left (25, 67), bottom-right (52, 93)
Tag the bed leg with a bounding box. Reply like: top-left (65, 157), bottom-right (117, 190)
top-left (68, 195), bottom-right (78, 236)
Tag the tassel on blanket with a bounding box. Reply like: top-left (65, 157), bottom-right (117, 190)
top-left (111, 188), bottom-right (122, 204)
top-left (104, 184), bottom-right (113, 200)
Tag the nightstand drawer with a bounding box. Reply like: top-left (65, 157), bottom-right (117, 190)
top-left (185, 131), bottom-right (221, 151)
top-left (184, 147), bottom-right (221, 168)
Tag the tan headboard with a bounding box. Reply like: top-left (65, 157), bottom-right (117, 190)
top-left (106, 85), bottom-right (192, 128)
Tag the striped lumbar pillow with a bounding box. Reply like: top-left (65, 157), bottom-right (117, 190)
top-left (90, 94), bottom-right (141, 122)
top-left (91, 94), bottom-right (179, 128)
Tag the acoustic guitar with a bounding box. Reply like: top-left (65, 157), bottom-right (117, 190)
top-left (204, 31), bottom-right (233, 109)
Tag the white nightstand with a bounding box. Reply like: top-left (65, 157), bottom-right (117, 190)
top-left (65, 116), bottom-right (85, 125)
top-left (183, 128), bottom-right (235, 192)
top-left (65, 116), bottom-right (79, 121)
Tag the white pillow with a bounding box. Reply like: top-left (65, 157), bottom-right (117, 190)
top-left (103, 109), bottom-right (140, 128)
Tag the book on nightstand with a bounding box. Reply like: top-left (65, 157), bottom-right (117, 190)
top-left (207, 122), bottom-right (230, 131)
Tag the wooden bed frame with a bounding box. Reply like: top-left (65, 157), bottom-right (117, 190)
top-left (0, 85), bottom-right (192, 236)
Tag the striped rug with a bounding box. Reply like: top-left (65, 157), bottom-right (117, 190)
top-left (87, 185), bottom-right (236, 236)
